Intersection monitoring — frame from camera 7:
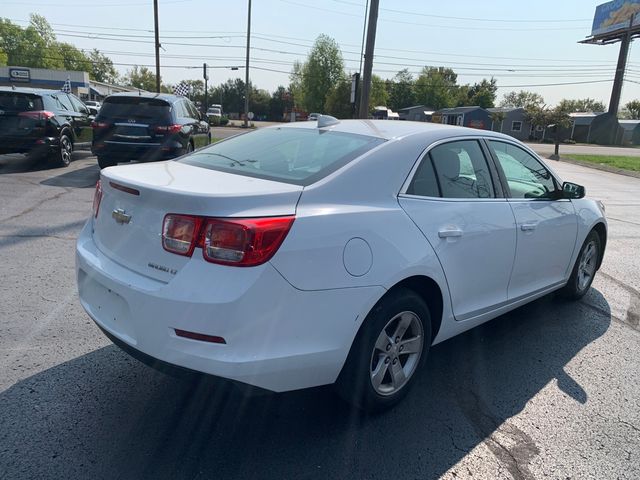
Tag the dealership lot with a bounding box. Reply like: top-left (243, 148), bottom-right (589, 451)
top-left (0, 152), bottom-right (639, 479)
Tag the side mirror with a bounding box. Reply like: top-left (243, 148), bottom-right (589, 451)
top-left (562, 181), bottom-right (585, 199)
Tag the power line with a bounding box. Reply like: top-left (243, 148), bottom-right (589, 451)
top-left (278, 0), bottom-right (587, 31)
top-left (328, 0), bottom-right (591, 23)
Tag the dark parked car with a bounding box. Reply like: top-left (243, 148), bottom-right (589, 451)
top-left (0, 87), bottom-right (93, 167)
top-left (92, 92), bottom-right (211, 169)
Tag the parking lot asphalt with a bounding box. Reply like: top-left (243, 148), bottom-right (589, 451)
top-left (0, 152), bottom-right (639, 480)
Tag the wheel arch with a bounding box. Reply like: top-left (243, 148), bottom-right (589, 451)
top-left (592, 222), bottom-right (607, 270)
top-left (383, 275), bottom-right (444, 343)
top-left (60, 126), bottom-right (74, 145)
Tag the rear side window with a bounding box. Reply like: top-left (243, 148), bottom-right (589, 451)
top-left (0, 93), bottom-right (43, 112)
top-left (98, 97), bottom-right (172, 122)
top-left (407, 157), bottom-right (439, 197)
top-left (179, 127), bottom-right (385, 186)
top-left (430, 140), bottom-right (494, 199)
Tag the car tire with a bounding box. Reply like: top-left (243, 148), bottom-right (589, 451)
top-left (335, 288), bottom-right (431, 413)
top-left (51, 133), bottom-right (73, 167)
top-left (97, 156), bottom-right (117, 169)
top-left (562, 230), bottom-right (601, 300)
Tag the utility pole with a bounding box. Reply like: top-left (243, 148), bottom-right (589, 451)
top-left (203, 63), bottom-right (209, 114)
top-left (358, 0), bottom-right (379, 119)
top-left (153, 0), bottom-right (160, 93)
top-left (244, 0), bottom-right (252, 128)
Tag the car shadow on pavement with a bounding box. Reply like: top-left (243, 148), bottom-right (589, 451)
top-left (0, 290), bottom-right (611, 480)
top-left (40, 164), bottom-right (100, 188)
top-left (0, 152), bottom-right (93, 175)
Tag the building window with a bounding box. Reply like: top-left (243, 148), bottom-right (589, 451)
top-left (456, 115), bottom-right (463, 126)
top-left (512, 121), bottom-right (523, 132)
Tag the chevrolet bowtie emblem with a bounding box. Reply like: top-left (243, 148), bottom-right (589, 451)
top-left (112, 208), bottom-right (132, 225)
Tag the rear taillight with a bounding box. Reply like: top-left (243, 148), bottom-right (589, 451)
top-left (155, 124), bottom-right (182, 134)
top-left (18, 110), bottom-right (55, 120)
top-left (92, 180), bottom-right (102, 218)
top-left (91, 121), bottom-right (110, 129)
top-left (162, 214), bottom-right (203, 257)
top-left (202, 217), bottom-right (294, 266)
top-left (161, 214), bottom-right (294, 267)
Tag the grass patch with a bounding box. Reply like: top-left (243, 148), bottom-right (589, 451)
top-left (564, 154), bottom-right (640, 172)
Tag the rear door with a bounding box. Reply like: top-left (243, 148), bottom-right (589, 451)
top-left (181, 99), bottom-right (209, 148)
top-left (66, 94), bottom-right (92, 146)
top-left (486, 140), bottom-right (577, 299)
top-left (398, 139), bottom-right (516, 321)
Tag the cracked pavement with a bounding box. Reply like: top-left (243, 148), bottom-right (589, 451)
top-left (0, 152), bottom-right (639, 480)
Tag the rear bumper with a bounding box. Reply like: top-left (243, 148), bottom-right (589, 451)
top-left (0, 136), bottom-right (58, 155)
top-left (92, 140), bottom-right (184, 160)
top-left (76, 220), bottom-right (383, 392)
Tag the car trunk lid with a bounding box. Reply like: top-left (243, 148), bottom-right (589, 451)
top-left (93, 161), bottom-right (303, 281)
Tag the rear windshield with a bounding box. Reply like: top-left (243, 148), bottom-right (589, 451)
top-left (178, 127), bottom-right (385, 186)
top-left (98, 97), bottom-right (172, 122)
top-left (0, 92), bottom-right (43, 112)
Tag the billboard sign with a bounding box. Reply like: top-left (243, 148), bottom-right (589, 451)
top-left (592, 0), bottom-right (640, 37)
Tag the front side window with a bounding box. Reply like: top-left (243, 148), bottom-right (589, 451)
top-left (488, 141), bottom-right (557, 199)
top-left (179, 127), bottom-right (385, 186)
top-left (429, 140), bottom-right (495, 199)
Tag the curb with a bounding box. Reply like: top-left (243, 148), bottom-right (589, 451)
top-left (544, 156), bottom-right (640, 180)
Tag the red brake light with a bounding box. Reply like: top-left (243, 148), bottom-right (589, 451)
top-left (92, 180), bottom-right (102, 218)
top-left (155, 124), bottom-right (182, 134)
top-left (161, 215), bottom-right (294, 266)
top-left (91, 121), bottom-right (110, 129)
top-left (162, 214), bottom-right (202, 256)
top-left (18, 110), bottom-right (55, 120)
top-left (202, 216), bottom-right (295, 267)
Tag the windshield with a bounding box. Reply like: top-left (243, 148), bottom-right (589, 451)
top-left (178, 127), bottom-right (384, 186)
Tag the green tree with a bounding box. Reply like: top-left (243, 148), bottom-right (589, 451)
top-left (557, 98), bottom-right (606, 113)
top-left (269, 85), bottom-right (293, 121)
top-left (124, 66), bottom-right (157, 91)
top-left (87, 49), bottom-right (119, 84)
top-left (289, 60), bottom-right (305, 109)
top-left (387, 68), bottom-right (415, 111)
top-left (251, 88), bottom-right (271, 118)
top-left (324, 76), bottom-right (352, 118)
top-left (625, 100), bottom-right (640, 119)
top-left (295, 34), bottom-right (345, 113)
top-left (500, 90), bottom-right (545, 110)
top-left (465, 78), bottom-right (497, 108)
top-left (414, 67), bottom-right (460, 110)
top-left (369, 74), bottom-right (389, 110)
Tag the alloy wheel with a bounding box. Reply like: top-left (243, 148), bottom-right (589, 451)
top-left (577, 240), bottom-right (598, 292)
top-left (369, 311), bottom-right (424, 396)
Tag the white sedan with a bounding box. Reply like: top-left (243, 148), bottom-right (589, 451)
top-left (76, 117), bottom-right (607, 411)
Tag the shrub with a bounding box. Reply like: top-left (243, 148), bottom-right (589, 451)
top-left (220, 116), bottom-right (229, 126)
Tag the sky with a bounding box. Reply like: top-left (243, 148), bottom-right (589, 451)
top-left (3, 0), bottom-right (640, 108)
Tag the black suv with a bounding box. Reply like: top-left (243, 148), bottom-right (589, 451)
top-left (92, 92), bottom-right (211, 169)
top-left (0, 87), bottom-right (93, 167)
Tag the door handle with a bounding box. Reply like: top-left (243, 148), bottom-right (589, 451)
top-left (520, 222), bottom-right (538, 231)
top-left (438, 228), bottom-right (463, 238)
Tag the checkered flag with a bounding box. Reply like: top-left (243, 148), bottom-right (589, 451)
top-left (61, 77), bottom-right (72, 93)
top-left (173, 82), bottom-right (189, 97)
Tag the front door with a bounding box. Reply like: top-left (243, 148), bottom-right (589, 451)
top-left (399, 139), bottom-right (517, 321)
top-left (486, 140), bottom-right (578, 299)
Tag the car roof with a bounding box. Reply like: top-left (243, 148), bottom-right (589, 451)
top-left (0, 86), bottom-right (64, 96)
top-left (275, 119), bottom-right (516, 142)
